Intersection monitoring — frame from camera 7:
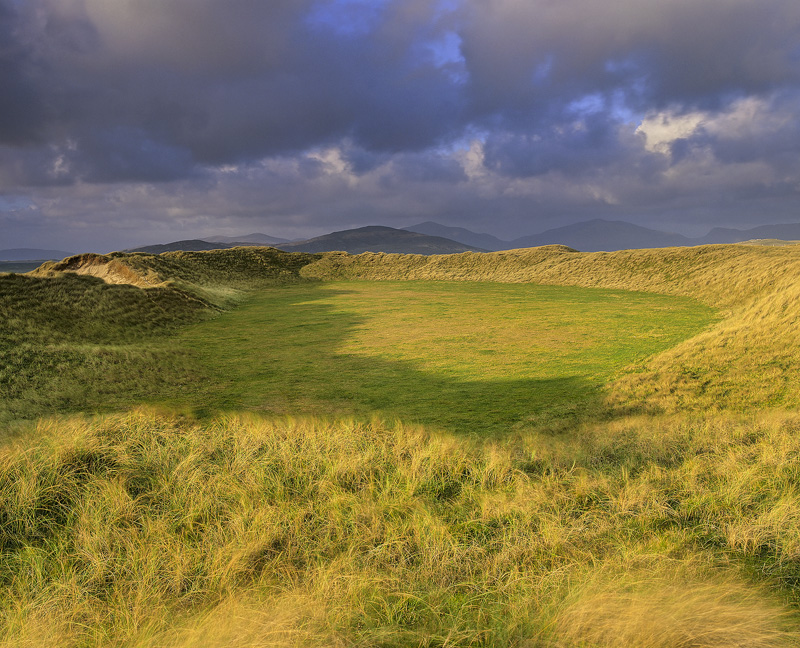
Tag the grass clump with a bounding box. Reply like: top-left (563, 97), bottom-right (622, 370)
top-left (554, 559), bottom-right (794, 648)
top-left (0, 272), bottom-right (211, 424)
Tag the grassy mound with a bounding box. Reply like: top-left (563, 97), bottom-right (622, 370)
top-left (0, 272), bottom-right (207, 424)
top-left (34, 247), bottom-right (318, 307)
top-left (2, 248), bottom-right (318, 424)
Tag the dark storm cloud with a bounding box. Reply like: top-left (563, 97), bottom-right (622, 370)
top-left (676, 92), bottom-right (800, 174)
top-left (459, 0), bottom-right (800, 120)
top-left (390, 152), bottom-right (468, 184)
top-left (482, 114), bottom-right (654, 179)
top-left (2, 0), bottom-right (800, 251)
top-left (0, 0), bottom-right (45, 145)
top-left (3, 0), bottom-right (465, 183)
top-left (73, 127), bottom-right (198, 183)
top-left (2, 0), bottom-right (799, 185)
top-left (455, 0), bottom-right (800, 185)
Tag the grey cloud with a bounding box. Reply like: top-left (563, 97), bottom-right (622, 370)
top-left (459, 0), bottom-right (800, 122)
top-left (391, 152), bottom-right (468, 184)
top-left (0, 0), bottom-right (45, 145)
top-left (663, 91), bottom-right (800, 176)
top-left (482, 115), bottom-right (661, 180)
top-left (4, 0), bottom-right (800, 186)
top-left (74, 127), bottom-right (198, 183)
top-left (2, 0), bottom-right (800, 252)
top-left (0, 144), bottom-right (74, 187)
top-left (340, 146), bottom-right (391, 174)
top-left (5, 0), bottom-right (465, 182)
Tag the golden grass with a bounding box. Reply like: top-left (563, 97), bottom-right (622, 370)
top-left (9, 243), bottom-right (800, 644)
top-left (34, 241), bottom-right (800, 412)
top-left (553, 559), bottom-right (795, 648)
top-left (3, 408), bottom-right (800, 646)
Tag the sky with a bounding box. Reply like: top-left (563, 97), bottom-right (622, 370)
top-left (1, 0), bottom-right (800, 252)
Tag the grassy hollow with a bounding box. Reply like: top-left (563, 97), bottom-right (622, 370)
top-left (1, 243), bottom-right (800, 646)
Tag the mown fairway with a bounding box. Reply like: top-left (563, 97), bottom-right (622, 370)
top-left (173, 281), bottom-right (714, 434)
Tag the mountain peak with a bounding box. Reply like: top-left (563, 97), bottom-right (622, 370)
top-left (277, 225), bottom-right (486, 254)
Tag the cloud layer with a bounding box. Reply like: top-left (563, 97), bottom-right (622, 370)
top-left (2, 0), bottom-right (800, 250)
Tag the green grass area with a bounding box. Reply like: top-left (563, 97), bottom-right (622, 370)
top-left (171, 281), bottom-right (714, 435)
top-left (6, 246), bottom-right (800, 647)
top-left (0, 273), bottom-right (210, 424)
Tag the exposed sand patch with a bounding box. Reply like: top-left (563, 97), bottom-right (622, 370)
top-left (31, 253), bottom-right (163, 287)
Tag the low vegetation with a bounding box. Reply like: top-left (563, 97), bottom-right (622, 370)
top-left (302, 244), bottom-right (800, 411)
top-left (2, 243), bottom-right (800, 646)
top-left (0, 272), bottom-right (204, 424)
top-left (2, 410), bottom-right (799, 646)
top-left (169, 280), bottom-right (712, 433)
top-left (1, 248), bottom-right (316, 424)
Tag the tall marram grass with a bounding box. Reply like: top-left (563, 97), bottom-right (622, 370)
top-left (2, 409), bottom-right (799, 646)
top-left (8, 243), bottom-right (800, 645)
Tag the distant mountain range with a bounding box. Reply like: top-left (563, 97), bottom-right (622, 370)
top-left (403, 222), bottom-right (508, 252)
top-left (126, 227), bottom-right (484, 255)
top-left (510, 219), bottom-right (691, 251)
top-left (405, 219), bottom-right (691, 251)
top-left (405, 219), bottom-right (800, 252)
top-left (0, 248), bottom-right (74, 261)
top-left (121, 219), bottom-right (800, 256)
top-left (698, 223), bottom-right (800, 245)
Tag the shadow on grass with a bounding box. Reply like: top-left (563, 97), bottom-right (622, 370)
top-left (172, 284), bottom-right (610, 438)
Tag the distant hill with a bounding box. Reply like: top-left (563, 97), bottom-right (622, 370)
top-left (123, 220), bottom-right (800, 257)
top-left (0, 248), bottom-right (74, 261)
top-left (405, 218), bottom-right (800, 251)
top-left (124, 239), bottom-right (266, 254)
top-left (277, 226), bottom-right (486, 254)
top-left (403, 222), bottom-right (507, 251)
top-left (699, 223), bottom-right (800, 245)
top-left (402, 219), bottom-right (693, 252)
top-left (507, 219), bottom-right (692, 252)
top-left (204, 232), bottom-right (290, 245)
top-left (513, 219), bottom-right (800, 249)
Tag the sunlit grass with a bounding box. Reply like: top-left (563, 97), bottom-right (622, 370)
top-left (2, 409), bottom-right (799, 646)
top-left (171, 281), bottom-right (713, 434)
